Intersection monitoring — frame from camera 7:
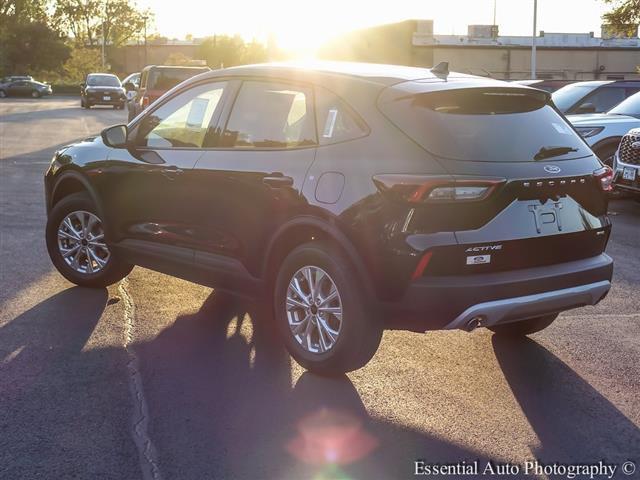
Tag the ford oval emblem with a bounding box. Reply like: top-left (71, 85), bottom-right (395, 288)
top-left (631, 141), bottom-right (640, 150)
top-left (544, 165), bottom-right (561, 174)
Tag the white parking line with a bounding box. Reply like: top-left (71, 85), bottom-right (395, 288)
top-left (119, 278), bottom-right (163, 480)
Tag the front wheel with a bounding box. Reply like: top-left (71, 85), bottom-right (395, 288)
top-left (274, 241), bottom-right (383, 375)
top-left (31, 90), bottom-right (41, 98)
top-left (46, 192), bottom-right (133, 287)
top-left (0, 90), bottom-right (7, 98)
top-left (489, 314), bottom-right (558, 337)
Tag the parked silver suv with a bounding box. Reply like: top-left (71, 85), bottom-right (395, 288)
top-left (613, 128), bottom-right (640, 198)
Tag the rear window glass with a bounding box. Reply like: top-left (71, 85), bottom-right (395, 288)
top-left (379, 87), bottom-right (590, 162)
top-left (87, 75), bottom-right (120, 87)
top-left (315, 87), bottom-right (368, 145)
top-left (148, 68), bottom-right (208, 90)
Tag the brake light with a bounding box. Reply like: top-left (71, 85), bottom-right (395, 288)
top-left (593, 166), bottom-right (613, 192)
top-left (373, 175), bottom-right (505, 203)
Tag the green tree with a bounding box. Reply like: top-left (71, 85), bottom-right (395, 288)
top-left (0, 1), bottom-right (71, 76)
top-left (54, 0), bottom-right (151, 48)
top-left (603, 0), bottom-right (640, 25)
top-left (197, 35), bottom-right (267, 69)
top-left (61, 45), bottom-right (102, 82)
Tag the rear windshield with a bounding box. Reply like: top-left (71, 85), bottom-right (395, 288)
top-left (148, 68), bottom-right (208, 90)
top-left (379, 87), bottom-right (590, 162)
top-left (87, 75), bottom-right (120, 87)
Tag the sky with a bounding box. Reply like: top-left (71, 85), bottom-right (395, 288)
top-left (137, 0), bottom-right (612, 54)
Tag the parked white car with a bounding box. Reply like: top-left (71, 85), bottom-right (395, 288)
top-left (613, 127), bottom-right (640, 198)
top-left (568, 92), bottom-right (640, 165)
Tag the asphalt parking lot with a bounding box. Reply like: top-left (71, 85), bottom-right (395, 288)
top-left (1, 97), bottom-right (639, 480)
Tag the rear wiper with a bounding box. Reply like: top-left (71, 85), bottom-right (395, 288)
top-left (534, 146), bottom-right (578, 160)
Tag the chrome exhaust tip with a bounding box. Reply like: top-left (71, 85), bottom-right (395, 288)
top-left (465, 316), bottom-right (484, 331)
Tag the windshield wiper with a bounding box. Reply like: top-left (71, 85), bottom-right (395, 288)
top-left (534, 146), bottom-right (578, 160)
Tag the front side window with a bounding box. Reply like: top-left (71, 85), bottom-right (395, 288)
top-left (581, 87), bottom-right (626, 112)
top-left (222, 81), bottom-right (316, 148)
top-left (138, 82), bottom-right (226, 149)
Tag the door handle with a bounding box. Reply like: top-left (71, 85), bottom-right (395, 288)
top-left (159, 166), bottom-right (184, 180)
top-left (263, 174), bottom-right (294, 188)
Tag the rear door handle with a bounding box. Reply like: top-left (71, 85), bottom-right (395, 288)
top-left (263, 175), bottom-right (294, 188)
top-left (160, 166), bottom-right (184, 180)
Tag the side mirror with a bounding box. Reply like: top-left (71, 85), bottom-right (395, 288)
top-left (124, 81), bottom-right (136, 92)
top-left (101, 124), bottom-right (129, 148)
top-left (575, 102), bottom-right (596, 114)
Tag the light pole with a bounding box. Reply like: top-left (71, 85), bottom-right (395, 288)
top-left (142, 15), bottom-right (148, 68)
top-left (531, 0), bottom-right (538, 79)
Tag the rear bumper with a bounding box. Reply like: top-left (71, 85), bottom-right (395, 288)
top-left (384, 253), bottom-right (613, 331)
top-left (85, 95), bottom-right (124, 105)
top-left (445, 280), bottom-right (610, 330)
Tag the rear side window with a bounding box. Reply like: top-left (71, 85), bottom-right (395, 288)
top-left (221, 81), bottom-right (316, 148)
top-left (315, 87), bottom-right (368, 145)
top-left (379, 87), bottom-right (591, 162)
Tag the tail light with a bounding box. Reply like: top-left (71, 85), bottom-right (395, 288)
top-left (593, 166), bottom-right (613, 192)
top-left (373, 175), bottom-right (505, 203)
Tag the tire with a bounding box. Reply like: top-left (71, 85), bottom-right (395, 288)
top-left (31, 90), bottom-right (41, 98)
top-left (46, 192), bottom-right (133, 288)
top-left (274, 241), bottom-right (383, 375)
top-left (489, 314), bottom-right (558, 337)
top-left (0, 90), bottom-right (6, 98)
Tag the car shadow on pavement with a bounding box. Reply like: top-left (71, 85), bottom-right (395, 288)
top-left (0, 287), bottom-right (139, 478)
top-left (135, 291), bottom-right (519, 480)
top-left (493, 336), bottom-right (640, 465)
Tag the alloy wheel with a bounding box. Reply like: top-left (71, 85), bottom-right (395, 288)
top-left (286, 266), bottom-right (343, 354)
top-left (57, 210), bottom-right (110, 274)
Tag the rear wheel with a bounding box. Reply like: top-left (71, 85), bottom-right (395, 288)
top-left (0, 90), bottom-right (7, 98)
top-left (31, 90), bottom-right (41, 98)
top-left (274, 241), bottom-right (383, 375)
top-left (46, 192), bottom-right (133, 287)
top-left (489, 314), bottom-right (558, 336)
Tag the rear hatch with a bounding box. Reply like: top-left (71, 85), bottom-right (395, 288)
top-left (377, 82), bottom-right (611, 276)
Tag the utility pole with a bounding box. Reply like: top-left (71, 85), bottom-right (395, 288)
top-left (101, 6), bottom-right (106, 69)
top-left (143, 15), bottom-right (148, 67)
top-left (531, 0), bottom-right (538, 79)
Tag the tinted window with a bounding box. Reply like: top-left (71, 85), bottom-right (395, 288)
top-left (148, 68), bottom-right (208, 90)
top-left (609, 92), bottom-right (640, 116)
top-left (315, 87), bottom-right (368, 145)
top-left (222, 81), bottom-right (316, 148)
top-left (87, 75), bottom-right (121, 87)
top-left (581, 87), bottom-right (626, 112)
top-left (379, 87), bottom-right (590, 162)
top-left (552, 84), bottom-right (598, 112)
top-left (139, 82), bottom-right (226, 148)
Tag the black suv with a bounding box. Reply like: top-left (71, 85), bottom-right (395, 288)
top-left (81, 73), bottom-right (126, 109)
top-left (45, 63), bottom-right (614, 374)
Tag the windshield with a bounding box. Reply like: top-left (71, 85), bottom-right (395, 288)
top-left (148, 68), bottom-right (207, 90)
top-left (87, 75), bottom-right (121, 87)
top-left (552, 84), bottom-right (598, 112)
top-left (608, 92), bottom-right (640, 117)
top-left (379, 87), bottom-right (590, 162)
